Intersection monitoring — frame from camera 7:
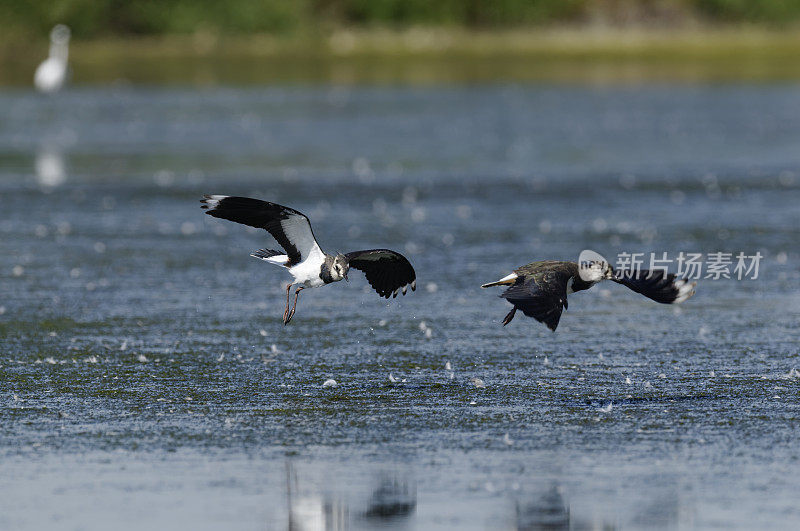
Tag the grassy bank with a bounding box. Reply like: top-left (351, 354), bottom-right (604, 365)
top-left (4, 27), bottom-right (800, 85)
top-left (5, 0), bottom-right (800, 40)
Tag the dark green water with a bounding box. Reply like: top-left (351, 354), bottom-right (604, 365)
top-left (1, 85), bottom-right (799, 529)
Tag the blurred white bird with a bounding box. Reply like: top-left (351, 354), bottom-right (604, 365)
top-left (35, 24), bottom-right (71, 93)
top-left (34, 146), bottom-right (66, 187)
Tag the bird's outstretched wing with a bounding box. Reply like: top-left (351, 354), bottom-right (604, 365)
top-left (201, 195), bottom-right (323, 266)
top-left (345, 249), bottom-right (416, 299)
top-left (500, 269), bottom-right (572, 331)
top-left (612, 269), bottom-right (696, 304)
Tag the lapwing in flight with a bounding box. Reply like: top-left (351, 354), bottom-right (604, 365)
top-left (481, 260), bottom-right (695, 331)
top-left (201, 195), bottom-right (416, 324)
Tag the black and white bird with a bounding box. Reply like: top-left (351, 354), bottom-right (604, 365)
top-left (201, 195), bottom-right (416, 324)
top-left (481, 260), bottom-right (696, 331)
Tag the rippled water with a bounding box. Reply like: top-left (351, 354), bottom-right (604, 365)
top-left (1, 85), bottom-right (799, 529)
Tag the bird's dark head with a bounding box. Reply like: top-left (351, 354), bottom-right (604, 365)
top-left (332, 253), bottom-right (349, 282)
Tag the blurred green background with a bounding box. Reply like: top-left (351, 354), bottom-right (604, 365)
top-left (4, 0), bottom-right (800, 38)
top-left (2, 0), bottom-right (800, 85)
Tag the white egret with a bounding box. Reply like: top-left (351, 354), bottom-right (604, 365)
top-left (34, 24), bottom-right (71, 93)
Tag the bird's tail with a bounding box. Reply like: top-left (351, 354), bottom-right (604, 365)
top-left (251, 248), bottom-right (289, 266)
top-left (481, 272), bottom-right (519, 289)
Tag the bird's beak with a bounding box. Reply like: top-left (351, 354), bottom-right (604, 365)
top-left (344, 272), bottom-right (349, 282)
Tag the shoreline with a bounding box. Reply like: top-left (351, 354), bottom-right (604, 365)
top-left (4, 27), bottom-right (800, 85)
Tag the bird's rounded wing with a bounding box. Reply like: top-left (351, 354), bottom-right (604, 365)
top-left (345, 249), bottom-right (416, 299)
top-left (611, 269), bottom-right (696, 304)
top-left (201, 195), bottom-right (323, 266)
top-left (500, 269), bottom-right (572, 331)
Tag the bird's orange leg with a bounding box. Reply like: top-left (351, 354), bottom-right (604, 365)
top-left (285, 287), bottom-right (304, 325)
top-left (502, 307), bottom-right (517, 326)
top-left (282, 283), bottom-right (293, 324)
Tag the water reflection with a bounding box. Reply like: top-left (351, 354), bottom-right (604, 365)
top-left (514, 484), bottom-right (620, 531)
top-left (286, 462), bottom-right (348, 531)
top-left (515, 486), bottom-right (571, 530)
top-left (362, 475), bottom-right (416, 521)
top-left (280, 464), bottom-right (631, 530)
top-left (630, 486), bottom-right (680, 528)
top-left (34, 145), bottom-right (67, 188)
top-left (284, 462), bottom-right (415, 530)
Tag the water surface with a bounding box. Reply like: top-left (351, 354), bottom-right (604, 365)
top-left (1, 84), bottom-right (799, 529)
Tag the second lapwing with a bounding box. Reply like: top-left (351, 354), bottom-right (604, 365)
top-left (482, 259), bottom-right (695, 331)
